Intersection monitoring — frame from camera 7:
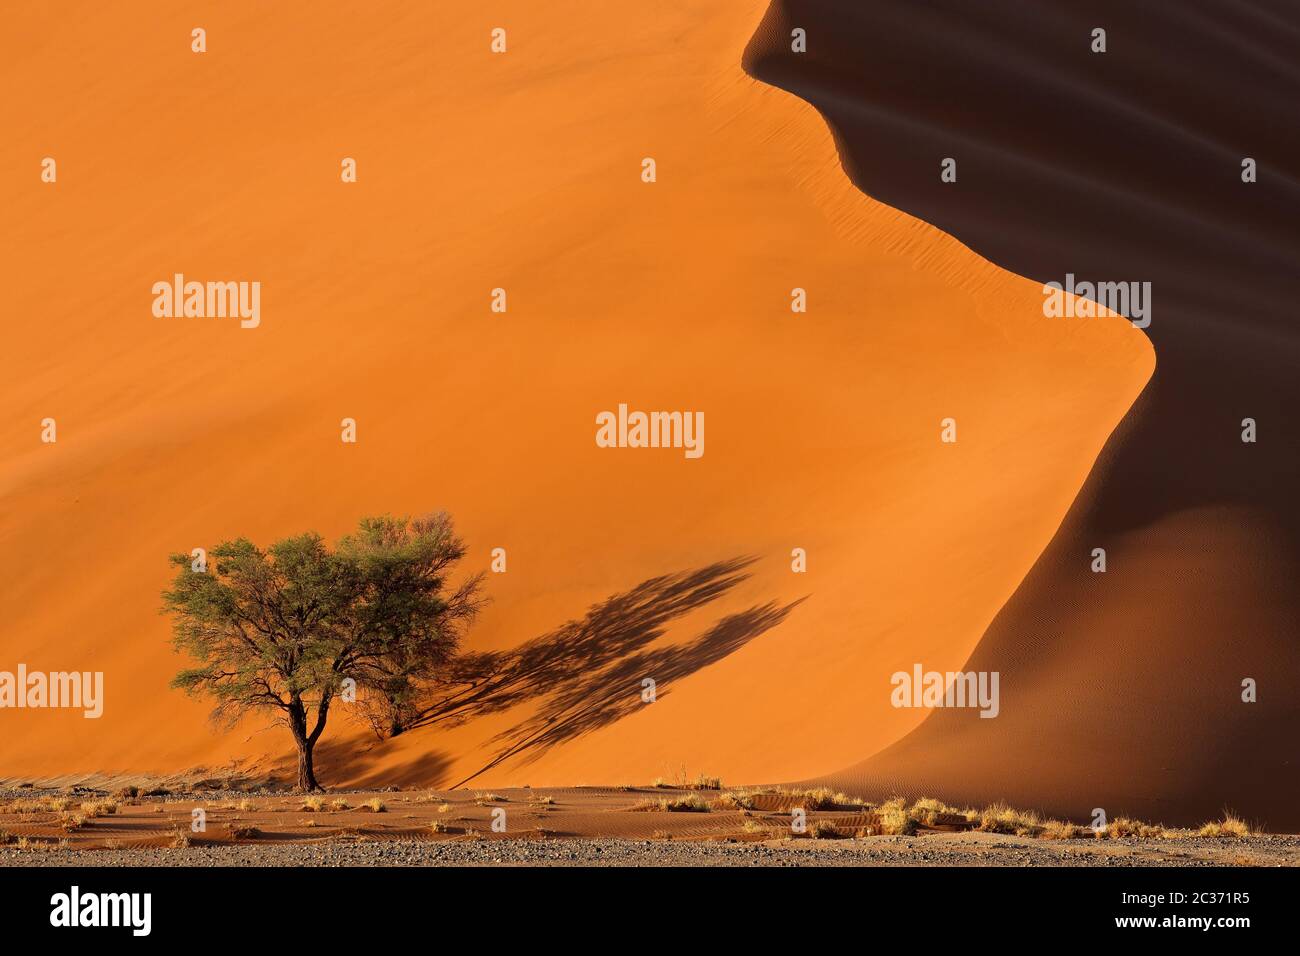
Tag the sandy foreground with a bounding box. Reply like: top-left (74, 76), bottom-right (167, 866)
top-left (3, 786), bottom-right (1293, 868)
top-left (11, 837), bottom-right (1300, 868)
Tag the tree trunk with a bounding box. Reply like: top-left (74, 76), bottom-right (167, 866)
top-left (296, 740), bottom-right (320, 792)
top-left (288, 697), bottom-right (323, 792)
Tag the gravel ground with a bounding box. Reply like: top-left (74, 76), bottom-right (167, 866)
top-left (5, 832), bottom-right (1297, 867)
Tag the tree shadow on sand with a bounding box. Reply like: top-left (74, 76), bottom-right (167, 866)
top-left (400, 556), bottom-right (803, 787)
top-left (312, 742), bottom-right (453, 793)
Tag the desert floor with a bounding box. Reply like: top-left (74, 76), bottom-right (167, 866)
top-left (2, 785), bottom-right (1293, 868)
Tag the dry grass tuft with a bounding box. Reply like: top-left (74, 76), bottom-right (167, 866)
top-left (6, 797), bottom-right (80, 815)
top-left (907, 796), bottom-right (970, 826)
top-left (1198, 814), bottom-right (1251, 838)
top-left (808, 820), bottom-right (850, 839)
top-left (1103, 817), bottom-right (1139, 838)
top-left (715, 790), bottom-right (756, 811)
top-left (359, 798), bottom-right (386, 813)
top-left (878, 798), bottom-right (918, 836)
top-left (977, 803), bottom-right (1041, 836)
top-left (1040, 819), bottom-right (1086, 840)
top-left (1102, 817), bottom-right (1168, 839)
top-left (79, 799), bottom-right (118, 818)
top-left (780, 787), bottom-right (843, 810)
top-left (632, 793), bottom-right (711, 813)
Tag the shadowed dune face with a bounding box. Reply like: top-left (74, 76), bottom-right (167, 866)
top-left (2, 1), bottom-right (1151, 795)
top-left (747, 1), bottom-right (1300, 827)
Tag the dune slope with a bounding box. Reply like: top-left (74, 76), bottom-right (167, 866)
top-left (747, 0), bottom-right (1300, 828)
top-left (1, 2), bottom-right (1149, 795)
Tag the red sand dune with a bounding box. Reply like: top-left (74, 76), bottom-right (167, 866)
top-left (3, 2), bottom-right (1154, 813)
top-left (749, 0), bottom-right (1300, 829)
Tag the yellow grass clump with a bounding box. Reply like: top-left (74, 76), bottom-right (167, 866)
top-left (878, 798), bottom-right (918, 836)
top-left (907, 796), bottom-right (970, 826)
top-left (1040, 820), bottom-right (1087, 840)
top-left (633, 793), bottom-right (711, 813)
top-left (808, 820), bottom-right (850, 839)
top-left (79, 799), bottom-right (118, 818)
top-left (781, 787), bottom-right (847, 811)
top-left (977, 803), bottom-right (1042, 836)
top-left (1198, 814), bottom-right (1251, 838)
top-left (715, 790), bottom-right (756, 810)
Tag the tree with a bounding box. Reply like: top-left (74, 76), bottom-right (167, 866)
top-left (162, 513), bottom-right (484, 791)
top-left (337, 515), bottom-right (484, 738)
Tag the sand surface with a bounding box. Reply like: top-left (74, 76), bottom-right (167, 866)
top-left (13, 836), bottom-right (1298, 868)
top-left (747, 0), bottom-right (1300, 829)
top-left (4, 786), bottom-right (1292, 868)
top-left (2, 1), bottom-right (1159, 815)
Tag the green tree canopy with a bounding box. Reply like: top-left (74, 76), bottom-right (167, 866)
top-left (162, 513), bottom-right (483, 790)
